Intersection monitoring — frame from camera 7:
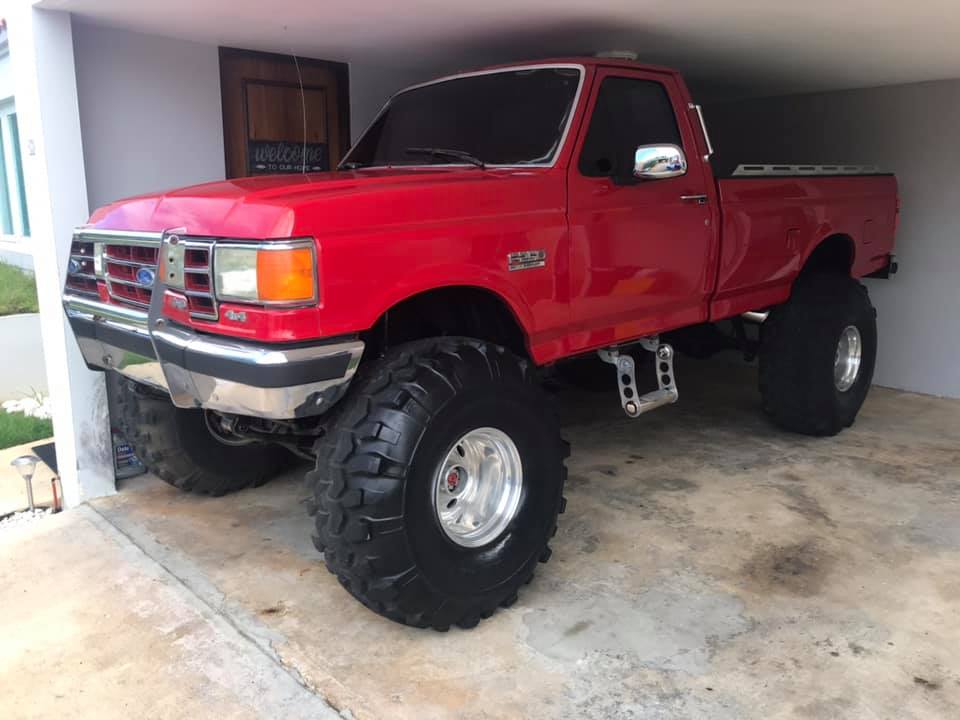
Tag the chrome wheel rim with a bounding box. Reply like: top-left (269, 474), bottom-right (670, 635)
top-left (834, 325), bottom-right (863, 392)
top-left (433, 427), bottom-right (523, 548)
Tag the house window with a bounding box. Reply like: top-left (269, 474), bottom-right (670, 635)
top-left (0, 101), bottom-right (30, 237)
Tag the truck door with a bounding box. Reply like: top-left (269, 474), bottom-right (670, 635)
top-left (567, 69), bottom-right (717, 349)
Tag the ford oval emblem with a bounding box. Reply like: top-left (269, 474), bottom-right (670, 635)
top-left (68, 258), bottom-right (82, 274)
top-left (136, 267), bottom-right (156, 287)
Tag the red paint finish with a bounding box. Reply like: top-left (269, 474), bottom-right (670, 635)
top-left (566, 66), bottom-right (719, 353)
top-left (81, 58), bottom-right (898, 366)
top-left (711, 175), bottom-right (898, 319)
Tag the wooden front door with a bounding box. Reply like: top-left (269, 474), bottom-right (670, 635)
top-left (219, 47), bottom-right (350, 178)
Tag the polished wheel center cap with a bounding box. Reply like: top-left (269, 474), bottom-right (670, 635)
top-left (446, 468), bottom-right (461, 492)
top-left (834, 325), bottom-right (863, 393)
top-left (433, 427), bottom-right (523, 548)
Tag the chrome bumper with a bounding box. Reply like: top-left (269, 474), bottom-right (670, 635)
top-left (64, 294), bottom-right (363, 419)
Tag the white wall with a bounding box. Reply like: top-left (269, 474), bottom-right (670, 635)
top-left (706, 80), bottom-right (960, 398)
top-left (0, 313), bottom-right (48, 400)
top-left (72, 22), bottom-right (225, 210)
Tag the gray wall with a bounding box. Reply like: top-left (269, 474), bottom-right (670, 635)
top-left (348, 62), bottom-right (429, 143)
top-left (72, 22), bottom-right (225, 211)
top-left (706, 80), bottom-right (960, 398)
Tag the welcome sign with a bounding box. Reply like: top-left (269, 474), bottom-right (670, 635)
top-left (247, 140), bottom-right (329, 174)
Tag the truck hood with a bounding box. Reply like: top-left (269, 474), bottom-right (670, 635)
top-left (87, 167), bottom-right (555, 239)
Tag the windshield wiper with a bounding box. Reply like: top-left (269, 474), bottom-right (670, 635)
top-left (339, 161), bottom-right (368, 170)
top-left (405, 147), bottom-right (486, 168)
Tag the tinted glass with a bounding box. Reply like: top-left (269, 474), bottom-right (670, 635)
top-left (345, 68), bottom-right (581, 167)
top-left (579, 78), bottom-right (681, 178)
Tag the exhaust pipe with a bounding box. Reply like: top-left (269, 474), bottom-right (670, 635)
top-left (741, 311), bottom-right (769, 324)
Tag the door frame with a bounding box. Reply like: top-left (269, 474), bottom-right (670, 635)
top-left (218, 47), bottom-right (351, 178)
top-left (564, 65), bottom-right (719, 348)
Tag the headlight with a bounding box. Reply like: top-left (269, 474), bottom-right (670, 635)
top-left (214, 240), bottom-right (317, 305)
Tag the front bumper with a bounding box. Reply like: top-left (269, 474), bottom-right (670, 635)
top-left (64, 294), bottom-right (363, 419)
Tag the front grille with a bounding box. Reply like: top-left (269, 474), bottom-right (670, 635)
top-left (105, 242), bottom-right (160, 310)
top-left (102, 235), bottom-right (218, 320)
top-left (65, 239), bottom-right (99, 297)
top-left (179, 243), bottom-right (217, 319)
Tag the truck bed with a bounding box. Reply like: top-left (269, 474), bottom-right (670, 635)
top-left (709, 171), bottom-right (898, 320)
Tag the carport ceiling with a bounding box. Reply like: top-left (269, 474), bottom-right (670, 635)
top-left (38, 0), bottom-right (960, 97)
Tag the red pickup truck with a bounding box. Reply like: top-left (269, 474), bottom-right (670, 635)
top-left (63, 57), bottom-right (898, 630)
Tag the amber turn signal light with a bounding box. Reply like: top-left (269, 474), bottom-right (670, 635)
top-left (257, 246), bottom-right (315, 303)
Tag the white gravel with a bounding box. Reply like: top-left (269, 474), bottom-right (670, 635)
top-left (0, 508), bottom-right (52, 532)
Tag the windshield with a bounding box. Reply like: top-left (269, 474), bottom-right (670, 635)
top-left (343, 66), bottom-right (582, 168)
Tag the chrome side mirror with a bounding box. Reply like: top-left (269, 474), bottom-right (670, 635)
top-left (633, 144), bottom-right (687, 180)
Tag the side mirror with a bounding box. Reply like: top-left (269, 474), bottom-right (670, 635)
top-left (633, 144), bottom-right (687, 180)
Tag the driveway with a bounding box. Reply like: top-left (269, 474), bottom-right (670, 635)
top-left (2, 360), bottom-right (958, 719)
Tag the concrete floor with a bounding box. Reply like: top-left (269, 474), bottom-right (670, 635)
top-left (2, 359), bottom-right (959, 719)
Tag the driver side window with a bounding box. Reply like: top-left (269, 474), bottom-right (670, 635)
top-left (579, 77), bottom-right (682, 178)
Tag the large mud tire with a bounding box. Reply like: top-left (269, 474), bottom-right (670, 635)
top-left (308, 338), bottom-right (568, 630)
top-left (760, 274), bottom-right (877, 436)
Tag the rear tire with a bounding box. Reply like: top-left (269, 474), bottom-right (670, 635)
top-left (110, 374), bottom-right (292, 495)
top-left (760, 274), bottom-right (877, 436)
top-left (308, 338), bottom-right (568, 630)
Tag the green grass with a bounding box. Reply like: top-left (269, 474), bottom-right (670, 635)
top-left (0, 412), bottom-right (54, 450)
top-left (0, 261), bottom-right (40, 316)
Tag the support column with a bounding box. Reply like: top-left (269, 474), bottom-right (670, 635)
top-left (7, 4), bottom-right (114, 506)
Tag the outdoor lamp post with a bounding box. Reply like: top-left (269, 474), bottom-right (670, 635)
top-left (11, 455), bottom-right (41, 512)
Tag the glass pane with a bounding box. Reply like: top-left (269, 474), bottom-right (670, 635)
top-left (579, 78), bottom-right (682, 178)
top-left (0, 122), bottom-right (13, 235)
top-left (9, 114), bottom-right (29, 236)
top-left (346, 68), bottom-right (581, 167)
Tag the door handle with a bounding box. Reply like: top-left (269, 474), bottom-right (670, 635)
top-left (680, 194), bottom-right (708, 205)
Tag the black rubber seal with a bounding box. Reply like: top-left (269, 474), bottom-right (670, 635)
top-left (68, 315), bottom-right (157, 360)
top-left (69, 314), bottom-right (353, 389)
top-left (152, 333), bottom-right (352, 389)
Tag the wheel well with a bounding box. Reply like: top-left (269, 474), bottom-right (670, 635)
top-left (362, 287), bottom-right (529, 359)
top-left (801, 234), bottom-right (855, 277)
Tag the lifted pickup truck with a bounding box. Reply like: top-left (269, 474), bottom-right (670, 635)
top-left (63, 57), bottom-right (898, 629)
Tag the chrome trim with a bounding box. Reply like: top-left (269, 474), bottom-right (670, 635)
top-left (741, 311), bottom-right (770, 324)
top-left (63, 293), bottom-right (150, 331)
top-left (688, 103), bottom-right (714, 161)
top-left (339, 63), bottom-right (587, 171)
top-left (76, 229), bottom-right (163, 245)
top-left (108, 276), bottom-right (154, 290)
top-left (213, 238), bottom-right (319, 308)
top-left (101, 256), bottom-right (151, 268)
top-left (732, 164), bottom-right (881, 177)
top-left (161, 234), bottom-right (218, 320)
top-left (63, 294), bottom-right (363, 420)
top-left (151, 321), bottom-right (353, 370)
top-left (634, 144), bottom-right (688, 180)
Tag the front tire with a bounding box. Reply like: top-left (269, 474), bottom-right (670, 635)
top-left (760, 274), bottom-right (877, 436)
top-left (110, 374), bottom-right (292, 495)
top-left (308, 338), bottom-right (568, 630)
